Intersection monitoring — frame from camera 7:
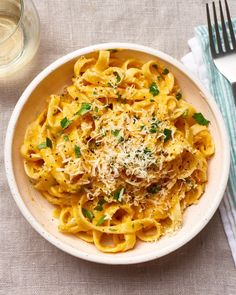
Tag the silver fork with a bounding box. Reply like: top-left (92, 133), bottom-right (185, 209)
top-left (206, 0), bottom-right (236, 102)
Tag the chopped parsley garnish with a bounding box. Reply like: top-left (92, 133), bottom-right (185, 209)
top-left (37, 142), bottom-right (47, 149)
top-left (149, 82), bottom-right (159, 96)
top-left (37, 137), bottom-right (52, 149)
top-left (46, 137), bottom-right (52, 148)
top-left (82, 208), bottom-right (94, 221)
top-left (109, 228), bottom-right (117, 232)
top-left (157, 76), bottom-right (162, 81)
top-left (63, 135), bottom-right (69, 142)
top-left (94, 106), bottom-right (99, 112)
top-left (60, 117), bottom-right (71, 129)
top-left (152, 64), bottom-right (158, 69)
top-left (107, 82), bottom-right (113, 87)
top-left (96, 215), bottom-right (106, 226)
top-left (98, 198), bottom-right (106, 206)
top-left (118, 136), bottom-right (124, 143)
top-left (150, 127), bottom-right (157, 133)
top-left (150, 119), bottom-right (159, 134)
top-left (113, 188), bottom-right (124, 202)
top-left (74, 102), bottom-right (92, 116)
top-left (74, 145), bottom-right (81, 158)
top-left (150, 99), bottom-right (155, 102)
top-left (94, 205), bottom-right (103, 211)
top-left (94, 198), bottom-right (106, 211)
top-left (163, 128), bottom-right (172, 142)
top-left (176, 92), bottom-right (182, 100)
top-left (144, 147), bottom-right (151, 154)
top-left (114, 71), bottom-right (121, 83)
top-left (192, 113), bottom-right (210, 126)
top-left (162, 68), bottom-right (169, 75)
top-left (147, 184), bottom-right (161, 194)
top-left (140, 125), bottom-right (145, 131)
top-left (93, 91), bottom-right (97, 95)
top-left (111, 129), bottom-right (120, 137)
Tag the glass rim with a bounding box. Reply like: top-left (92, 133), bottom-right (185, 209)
top-left (0, 0), bottom-right (24, 45)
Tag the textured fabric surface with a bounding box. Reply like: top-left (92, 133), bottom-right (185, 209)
top-left (195, 22), bottom-right (236, 266)
top-left (182, 20), bottom-right (236, 266)
top-left (0, 1), bottom-right (236, 294)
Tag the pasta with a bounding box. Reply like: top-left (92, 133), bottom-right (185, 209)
top-left (21, 50), bottom-right (214, 253)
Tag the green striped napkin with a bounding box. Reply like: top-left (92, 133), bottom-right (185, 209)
top-left (182, 20), bottom-right (236, 265)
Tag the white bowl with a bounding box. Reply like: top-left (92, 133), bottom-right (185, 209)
top-left (4, 43), bottom-right (230, 265)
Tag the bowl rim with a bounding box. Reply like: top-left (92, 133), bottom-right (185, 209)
top-left (4, 42), bottom-right (230, 265)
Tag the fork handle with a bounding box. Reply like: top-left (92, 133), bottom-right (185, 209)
top-left (232, 82), bottom-right (236, 104)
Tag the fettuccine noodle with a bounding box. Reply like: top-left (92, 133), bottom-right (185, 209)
top-left (21, 50), bottom-right (214, 252)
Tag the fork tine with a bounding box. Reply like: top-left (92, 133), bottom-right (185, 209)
top-left (206, 3), bottom-right (217, 57)
top-left (219, 0), bottom-right (231, 51)
top-left (213, 2), bottom-right (223, 53)
top-left (224, 0), bottom-right (236, 49)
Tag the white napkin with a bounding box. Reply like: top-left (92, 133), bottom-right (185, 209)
top-left (181, 38), bottom-right (236, 266)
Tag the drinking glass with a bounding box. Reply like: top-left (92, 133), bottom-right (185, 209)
top-left (0, 0), bottom-right (40, 77)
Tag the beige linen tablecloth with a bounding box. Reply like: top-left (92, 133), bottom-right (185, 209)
top-left (0, 1), bottom-right (236, 294)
